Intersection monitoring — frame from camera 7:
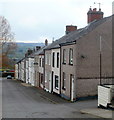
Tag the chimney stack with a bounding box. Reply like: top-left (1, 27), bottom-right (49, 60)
top-left (87, 7), bottom-right (104, 24)
top-left (45, 39), bottom-right (48, 46)
top-left (66, 25), bottom-right (77, 34)
top-left (25, 48), bottom-right (33, 56)
top-left (35, 46), bottom-right (41, 51)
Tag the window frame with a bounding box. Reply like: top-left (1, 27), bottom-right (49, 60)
top-left (52, 52), bottom-right (55, 67)
top-left (57, 52), bottom-right (59, 68)
top-left (63, 49), bottom-right (66, 64)
top-left (62, 72), bottom-right (66, 90)
top-left (69, 48), bottom-right (73, 65)
top-left (55, 75), bottom-right (59, 90)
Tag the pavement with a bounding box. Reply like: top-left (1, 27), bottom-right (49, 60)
top-left (80, 108), bottom-right (113, 118)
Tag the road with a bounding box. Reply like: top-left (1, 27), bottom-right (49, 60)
top-left (2, 78), bottom-right (99, 118)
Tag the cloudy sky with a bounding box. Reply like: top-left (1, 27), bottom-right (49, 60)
top-left (0, 0), bottom-right (113, 43)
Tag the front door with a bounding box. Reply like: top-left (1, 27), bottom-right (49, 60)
top-left (51, 71), bottom-right (54, 93)
top-left (70, 74), bottom-right (75, 101)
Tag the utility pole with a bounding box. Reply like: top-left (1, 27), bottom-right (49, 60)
top-left (100, 36), bottom-right (102, 85)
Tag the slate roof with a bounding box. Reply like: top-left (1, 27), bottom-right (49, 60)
top-left (34, 45), bottom-right (49, 56)
top-left (44, 15), bottom-right (111, 50)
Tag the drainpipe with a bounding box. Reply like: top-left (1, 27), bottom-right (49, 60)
top-left (99, 36), bottom-right (102, 85)
top-left (43, 49), bottom-right (46, 89)
top-left (74, 41), bottom-right (77, 101)
top-left (59, 45), bottom-right (62, 95)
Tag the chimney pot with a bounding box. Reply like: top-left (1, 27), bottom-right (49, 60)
top-left (89, 7), bottom-right (92, 11)
top-left (87, 7), bottom-right (103, 24)
top-left (93, 8), bottom-right (97, 11)
top-left (45, 39), bottom-right (48, 46)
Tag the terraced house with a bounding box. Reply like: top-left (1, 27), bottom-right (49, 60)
top-left (34, 40), bottom-right (48, 88)
top-left (15, 7), bottom-right (113, 101)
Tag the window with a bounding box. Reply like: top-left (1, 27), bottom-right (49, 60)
top-left (45, 72), bottom-right (51, 83)
top-left (62, 72), bottom-right (66, 90)
top-left (45, 53), bottom-right (51, 65)
top-left (39, 58), bottom-right (42, 67)
top-left (45, 72), bottom-right (47, 83)
top-left (41, 74), bottom-right (43, 84)
top-left (52, 52), bottom-right (55, 67)
top-left (57, 52), bottom-right (59, 68)
top-left (69, 48), bottom-right (73, 65)
top-left (49, 53), bottom-right (51, 65)
top-left (42, 58), bottom-right (44, 67)
top-left (45, 54), bottom-right (48, 64)
top-left (63, 49), bottom-right (66, 64)
top-left (55, 75), bottom-right (59, 89)
top-left (70, 74), bottom-right (74, 83)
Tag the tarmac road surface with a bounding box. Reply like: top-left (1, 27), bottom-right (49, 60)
top-left (2, 78), bottom-right (100, 118)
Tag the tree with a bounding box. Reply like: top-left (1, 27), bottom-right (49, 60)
top-left (0, 16), bottom-right (17, 69)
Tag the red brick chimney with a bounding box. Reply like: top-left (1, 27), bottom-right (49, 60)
top-left (66, 25), bottom-right (77, 34)
top-left (87, 7), bottom-right (104, 24)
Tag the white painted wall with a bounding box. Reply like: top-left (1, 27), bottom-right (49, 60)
top-left (25, 59), bottom-right (29, 83)
top-left (39, 55), bottom-right (44, 73)
top-left (18, 62), bottom-right (21, 80)
top-left (21, 60), bottom-right (25, 82)
top-left (28, 57), bottom-right (35, 86)
top-left (52, 48), bottom-right (60, 94)
top-left (15, 64), bottom-right (18, 79)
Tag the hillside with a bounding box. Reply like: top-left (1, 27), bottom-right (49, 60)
top-left (9, 42), bottom-right (44, 60)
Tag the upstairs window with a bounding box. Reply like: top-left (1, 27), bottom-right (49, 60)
top-left (49, 53), bottom-right (51, 65)
top-left (45, 54), bottom-right (48, 64)
top-left (52, 52), bottom-right (55, 67)
top-left (42, 58), bottom-right (44, 67)
top-left (57, 52), bottom-right (59, 68)
top-left (69, 48), bottom-right (73, 65)
top-left (45, 53), bottom-right (51, 65)
top-left (63, 49), bottom-right (66, 64)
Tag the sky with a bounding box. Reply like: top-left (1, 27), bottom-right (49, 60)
top-left (0, 0), bottom-right (113, 43)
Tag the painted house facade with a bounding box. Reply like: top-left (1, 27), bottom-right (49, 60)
top-left (28, 57), bottom-right (35, 86)
top-left (60, 10), bottom-right (112, 101)
top-left (44, 49), bottom-right (52, 92)
top-left (34, 49), bottom-right (45, 88)
top-left (25, 58), bottom-right (29, 83)
top-left (15, 63), bottom-right (19, 80)
top-left (21, 59), bottom-right (25, 82)
top-left (34, 43), bottom-right (48, 88)
top-left (51, 48), bottom-right (60, 94)
top-left (60, 43), bottom-right (76, 101)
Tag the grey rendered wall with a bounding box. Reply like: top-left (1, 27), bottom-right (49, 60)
top-left (61, 44), bottom-right (76, 100)
top-left (75, 17), bottom-right (112, 97)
